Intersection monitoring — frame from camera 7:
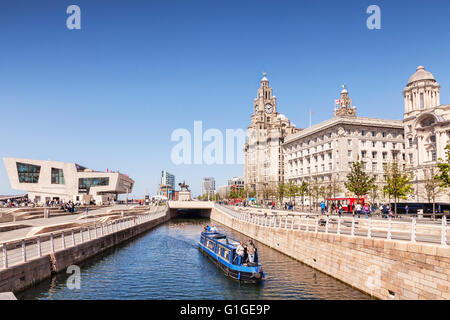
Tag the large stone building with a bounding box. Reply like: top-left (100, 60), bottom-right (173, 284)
top-left (3, 157), bottom-right (134, 205)
top-left (403, 66), bottom-right (450, 202)
top-left (244, 66), bottom-right (450, 204)
top-left (244, 73), bottom-right (300, 199)
top-left (283, 87), bottom-right (405, 203)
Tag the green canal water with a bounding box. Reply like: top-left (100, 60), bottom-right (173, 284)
top-left (17, 218), bottom-right (370, 300)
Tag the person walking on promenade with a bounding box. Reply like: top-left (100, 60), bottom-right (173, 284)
top-left (382, 203), bottom-right (388, 219)
top-left (405, 205), bottom-right (409, 215)
top-left (338, 203), bottom-right (343, 217)
top-left (363, 203), bottom-right (370, 218)
top-left (356, 202), bottom-right (362, 218)
top-left (320, 201), bottom-right (326, 214)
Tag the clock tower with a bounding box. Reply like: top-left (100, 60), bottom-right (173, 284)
top-left (244, 73), bottom-right (300, 202)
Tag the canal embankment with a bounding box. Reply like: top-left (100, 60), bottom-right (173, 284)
top-left (211, 205), bottom-right (450, 300)
top-left (0, 207), bottom-right (169, 293)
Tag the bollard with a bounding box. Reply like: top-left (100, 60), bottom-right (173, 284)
top-left (306, 216), bottom-right (309, 232)
top-left (50, 233), bottom-right (55, 252)
top-left (101, 224), bottom-right (104, 236)
top-left (351, 217), bottom-right (355, 236)
top-left (88, 226), bottom-right (92, 241)
top-left (441, 216), bottom-right (447, 246)
top-left (298, 216), bottom-right (302, 230)
top-left (62, 232), bottom-right (66, 249)
top-left (37, 236), bottom-right (42, 257)
top-left (2, 243), bottom-right (8, 269)
top-left (291, 216), bottom-right (294, 229)
top-left (387, 217), bottom-right (392, 240)
top-left (80, 228), bottom-right (84, 243)
top-left (337, 216), bottom-right (341, 235)
top-left (368, 218), bottom-right (372, 238)
top-left (95, 224), bottom-right (98, 238)
top-left (72, 230), bottom-right (76, 246)
top-left (411, 218), bottom-right (416, 242)
top-left (315, 216), bottom-right (319, 233)
top-left (325, 216), bottom-right (329, 233)
top-left (21, 239), bottom-right (27, 262)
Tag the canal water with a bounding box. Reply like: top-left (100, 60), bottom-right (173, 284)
top-left (17, 218), bottom-right (370, 300)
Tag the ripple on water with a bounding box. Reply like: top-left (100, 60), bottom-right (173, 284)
top-left (17, 219), bottom-right (370, 300)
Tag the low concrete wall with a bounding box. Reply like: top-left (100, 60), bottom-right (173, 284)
top-left (0, 210), bottom-right (170, 293)
top-left (211, 207), bottom-right (450, 300)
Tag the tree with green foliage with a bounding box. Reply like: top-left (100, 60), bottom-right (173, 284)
top-left (277, 183), bottom-right (286, 205)
top-left (424, 167), bottom-right (443, 219)
top-left (345, 160), bottom-right (375, 202)
top-left (436, 144), bottom-right (450, 190)
top-left (285, 182), bottom-right (299, 203)
top-left (383, 161), bottom-right (414, 215)
top-left (298, 181), bottom-right (309, 212)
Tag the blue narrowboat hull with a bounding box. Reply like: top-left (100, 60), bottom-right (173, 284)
top-left (198, 232), bottom-right (264, 282)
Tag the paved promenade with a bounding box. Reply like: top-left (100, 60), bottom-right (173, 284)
top-left (0, 205), bottom-right (159, 242)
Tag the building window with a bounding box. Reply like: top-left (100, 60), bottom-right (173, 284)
top-left (408, 138), bottom-right (413, 147)
top-left (51, 168), bottom-right (65, 184)
top-left (361, 151), bottom-right (367, 158)
top-left (372, 141), bottom-right (376, 148)
top-left (382, 142), bottom-right (387, 148)
top-left (420, 93), bottom-right (424, 109)
top-left (431, 150), bottom-right (437, 161)
top-left (361, 130), bottom-right (366, 136)
top-left (372, 163), bottom-right (377, 171)
top-left (372, 151), bottom-right (377, 159)
top-left (16, 162), bottom-right (41, 183)
top-left (430, 135), bottom-right (436, 143)
top-left (348, 139), bottom-right (352, 146)
top-left (371, 131), bottom-right (376, 137)
top-left (348, 150), bottom-right (352, 157)
top-left (78, 177), bottom-right (109, 193)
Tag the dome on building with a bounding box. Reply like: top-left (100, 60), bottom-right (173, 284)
top-left (277, 114), bottom-right (287, 121)
top-left (407, 66), bottom-right (436, 85)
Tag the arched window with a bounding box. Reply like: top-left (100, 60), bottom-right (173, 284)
top-left (420, 93), bottom-right (424, 109)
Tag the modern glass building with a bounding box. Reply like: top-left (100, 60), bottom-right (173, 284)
top-left (3, 157), bottom-right (134, 205)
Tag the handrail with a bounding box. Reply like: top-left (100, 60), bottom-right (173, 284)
top-left (0, 206), bottom-right (168, 269)
top-left (215, 204), bottom-right (449, 246)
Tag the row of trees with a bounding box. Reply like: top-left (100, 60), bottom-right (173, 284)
top-left (200, 145), bottom-right (450, 215)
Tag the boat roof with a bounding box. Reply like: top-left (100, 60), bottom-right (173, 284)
top-left (201, 232), bottom-right (240, 249)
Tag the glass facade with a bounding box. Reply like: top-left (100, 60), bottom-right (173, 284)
top-left (16, 162), bottom-right (41, 183)
top-left (51, 168), bottom-right (65, 184)
top-left (78, 177), bottom-right (109, 193)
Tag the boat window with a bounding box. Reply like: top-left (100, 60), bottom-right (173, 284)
top-left (207, 240), bottom-right (215, 250)
top-left (224, 250), bottom-right (230, 261)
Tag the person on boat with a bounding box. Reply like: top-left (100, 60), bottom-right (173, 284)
top-left (246, 240), bottom-right (256, 263)
top-left (235, 241), bottom-right (245, 265)
top-left (204, 225), bottom-right (211, 232)
top-left (211, 226), bottom-right (218, 232)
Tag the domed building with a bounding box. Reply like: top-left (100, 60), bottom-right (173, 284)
top-left (403, 66), bottom-right (450, 202)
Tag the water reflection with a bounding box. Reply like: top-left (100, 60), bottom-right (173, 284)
top-left (17, 218), bottom-right (369, 300)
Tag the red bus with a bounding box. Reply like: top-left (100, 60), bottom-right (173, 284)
top-left (325, 197), bottom-right (365, 213)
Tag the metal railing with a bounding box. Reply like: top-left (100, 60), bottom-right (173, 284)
top-left (0, 207), bottom-right (167, 270)
top-left (215, 204), bottom-right (449, 246)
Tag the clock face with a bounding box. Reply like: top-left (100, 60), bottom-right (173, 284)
top-left (255, 105), bottom-right (259, 112)
top-left (265, 104), bottom-right (273, 114)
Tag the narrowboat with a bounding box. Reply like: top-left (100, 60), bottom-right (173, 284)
top-left (198, 231), bottom-right (264, 282)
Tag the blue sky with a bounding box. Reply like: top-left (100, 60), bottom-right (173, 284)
top-left (1, 0), bottom-right (449, 197)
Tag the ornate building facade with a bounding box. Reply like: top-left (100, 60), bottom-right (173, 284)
top-left (244, 73), bottom-right (299, 199)
top-left (283, 86), bottom-right (405, 203)
top-left (403, 66), bottom-right (450, 202)
top-left (244, 66), bottom-right (450, 204)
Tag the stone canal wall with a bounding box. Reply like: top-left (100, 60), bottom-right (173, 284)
top-left (0, 209), bottom-right (169, 293)
top-left (211, 207), bottom-right (450, 300)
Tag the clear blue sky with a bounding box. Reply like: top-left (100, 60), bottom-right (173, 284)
top-left (1, 0), bottom-right (449, 197)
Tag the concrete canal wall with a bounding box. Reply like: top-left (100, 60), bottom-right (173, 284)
top-left (211, 207), bottom-right (450, 300)
top-left (0, 209), bottom-right (169, 293)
